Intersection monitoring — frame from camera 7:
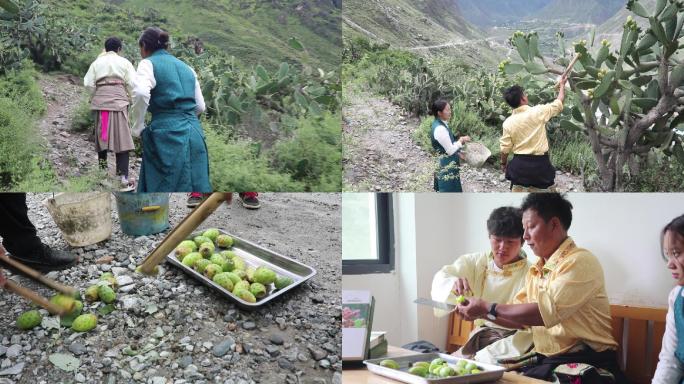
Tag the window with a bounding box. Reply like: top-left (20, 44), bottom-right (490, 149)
top-left (342, 193), bottom-right (394, 274)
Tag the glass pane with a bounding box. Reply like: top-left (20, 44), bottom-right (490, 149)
top-left (342, 193), bottom-right (378, 261)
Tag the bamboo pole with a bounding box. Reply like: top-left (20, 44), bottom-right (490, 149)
top-left (3, 280), bottom-right (66, 315)
top-left (556, 54), bottom-right (581, 89)
top-left (0, 254), bottom-right (76, 297)
top-left (137, 192), bottom-right (228, 275)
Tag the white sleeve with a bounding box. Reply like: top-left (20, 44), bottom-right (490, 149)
top-left (130, 59), bottom-right (156, 137)
top-left (433, 125), bottom-right (463, 156)
top-left (189, 67), bottom-right (205, 115)
top-left (83, 63), bottom-right (96, 94)
top-left (124, 59), bottom-right (138, 97)
top-left (653, 287), bottom-right (684, 383)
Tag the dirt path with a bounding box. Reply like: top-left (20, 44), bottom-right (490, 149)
top-left (343, 90), bottom-right (585, 192)
top-left (38, 73), bottom-right (140, 187)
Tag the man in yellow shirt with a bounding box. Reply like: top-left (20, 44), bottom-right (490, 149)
top-left (456, 193), bottom-right (626, 382)
top-left (500, 76), bottom-right (566, 192)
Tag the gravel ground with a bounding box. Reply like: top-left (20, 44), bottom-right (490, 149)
top-left (0, 193), bottom-right (341, 384)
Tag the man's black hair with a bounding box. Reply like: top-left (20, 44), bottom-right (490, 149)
top-left (521, 193), bottom-right (573, 230)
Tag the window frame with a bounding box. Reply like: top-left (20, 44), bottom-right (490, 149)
top-left (342, 193), bottom-right (395, 275)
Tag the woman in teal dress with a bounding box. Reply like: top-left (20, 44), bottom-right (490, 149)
top-left (430, 99), bottom-right (470, 192)
top-left (130, 27), bottom-right (212, 192)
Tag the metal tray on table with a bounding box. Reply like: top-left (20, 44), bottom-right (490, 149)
top-left (166, 229), bottom-right (316, 309)
top-left (364, 353), bottom-right (505, 384)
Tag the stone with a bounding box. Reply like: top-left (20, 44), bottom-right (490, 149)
top-left (4, 345), bottom-right (20, 359)
top-left (68, 342), bottom-right (87, 356)
top-left (242, 321), bottom-right (256, 330)
top-left (212, 337), bottom-right (235, 357)
top-left (0, 362), bottom-right (24, 376)
top-left (269, 333), bottom-right (284, 345)
top-left (265, 345), bottom-right (280, 357)
top-left (178, 355), bottom-right (193, 369)
top-left (277, 357), bottom-right (295, 371)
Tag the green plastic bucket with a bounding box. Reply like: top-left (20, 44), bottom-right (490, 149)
top-left (115, 193), bottom-right (170, 236)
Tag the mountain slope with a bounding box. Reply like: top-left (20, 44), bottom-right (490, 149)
top-left (455, 0), bottom-right (552, 27)
top-left (596, 0), bottom-right (655, 45)
top-left (530, 0), bottom-right (626, 24)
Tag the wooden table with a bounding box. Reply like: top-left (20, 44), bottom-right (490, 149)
top-left (342, 346), bottom-right (549, 383)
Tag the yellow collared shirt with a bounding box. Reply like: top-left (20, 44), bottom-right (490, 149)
top-left (500, 99), bottom-right (563, 155)
top-left (514, 237), bottom-right (617, 356)
top-left (83, 51), bottom-right (137, 95)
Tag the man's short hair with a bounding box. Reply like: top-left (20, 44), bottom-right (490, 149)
top-left (487, 206), bottom-right (524, 239)
top-left (503, 85), bottom-right (525, 108)
top-left (521, 193), bottom-right (573, 230)
top-left (105, 37), bottom-right (122, 52)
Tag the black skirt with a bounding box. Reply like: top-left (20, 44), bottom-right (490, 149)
top-left (505, 153), bottom-right (556, 189)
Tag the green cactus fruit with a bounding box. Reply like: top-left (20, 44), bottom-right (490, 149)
top-left (84, 285), bottom-right (99, 302)
top-left (182, 252), bottom-right (203, 267)
top-left (50, 294), bottom-right (76, 313)
top-left (222, 257), bottom-right (235, 272)
top-left (233, 270), bottom-right (247, 280)
top-left (220, 250), bottom-right (237, 260)
top-left (72, 313), bottom-right (98, 332)
top-left (224, 272), bottom-right (242, 285)
top-left (213, 272), bottom-right (235, 291)
top-left (471, 368), bottom-right (482, 374)
top-left (179, 240), bottom-right (198, 252)
top-left (465, 362), bottom-right (477, 371)
top-left (204, 264), bottom-right (223, 280)
top-left (275, 276), bottom-right (294, 289)
top-left (379, 359), bottom-right (399, 369)
top-left (60, 300), bottom-right (84, 327)
top-left (193, 235), bottom-right (212, 248)
top-left (232, 256), bottom-right (246, 271)
top-left (412, 361), bottom-right (430, 369)
top-left (233, 280), bottom-right (250, 293)
top-left (234, 288), bottom-right (257, 303)
top-left (99, 273), bottom-right (119, 289)
top-left (194, 259), bottom-right (212, 274)
top-left (199, 242), bottom-right (215, 258)
top-left (439, 366), bottom-right (456, 377)
top-left (245, 266), bottom-right (257, 283)
top-left (202, 228), bottom-right (220, 242)
top-left (216, 234), bottom-right (234, 248)
top-left (97, 285), bottom-right (116, 304)
top-left (254, 266), bottom-right (277, 285)
top-left (249, 282), bottom-right (267, 299)
top-left (16, 310), bottom-right (42, 330)
top-left (209, 253), bottom-right (226, 265)
top-left (175, 245), bottom-right (194, 261)
top-left (408, 366), bottom-right (428, 377)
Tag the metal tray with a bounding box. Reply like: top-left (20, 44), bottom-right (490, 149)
top-left (166, 229), bottom-right (316, 309)
top-left (364, 353), bottom-right (505, 384)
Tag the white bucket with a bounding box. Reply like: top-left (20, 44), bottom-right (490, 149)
top-left (43, 192), bottom-right (112, 247)
top-left (462, 142), bottom-right (492, 168)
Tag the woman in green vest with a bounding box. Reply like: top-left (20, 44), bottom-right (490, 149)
top-left (130, 27), bottom-right (212, 192)
top-left (430, 99), bottom-right (470, 192)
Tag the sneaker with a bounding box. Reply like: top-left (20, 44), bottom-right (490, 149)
top-left (239, 193), bottom-right (260, 210)
top-left (4, 245), bottom-right (78, 273)
top-left (187, 192), bottom-right (204, 208)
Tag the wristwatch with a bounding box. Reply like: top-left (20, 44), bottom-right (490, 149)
top-left (486, 303), bottom-right (498, 321)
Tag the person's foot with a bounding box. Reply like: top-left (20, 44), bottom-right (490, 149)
top-left (239, 192), bottom-right (260, 210)
top-left (119, 176), bottom-right (135, 192)
top-left (187, 192), bottom-right (204, 208)
top-left (5, 245), bottom-right (78, 273)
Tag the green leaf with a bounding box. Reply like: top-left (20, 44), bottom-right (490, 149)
top-left (294, 90), bottom-right (308, 108)
top-left (619, 90), bottom-right (633, 115)
top-left (646, 79), bottom-right (660, 99)
top-left (655, 0), bottom-right (667, 16)
top-left (560, 119), bottom-right (583, 132)
top-left (529, 33), bottom-right (542, 58)
top-left (576, 80), bottom-right (598, 90)
top-left (277, 62), bottom-right (290, 80)
top-left (308, 100), bottom-right (322, 116)
top-left (513, 34), bottom-right (530, 62)
top-left (608, 113), bottom-right (621, 126)
top-left (594, 71), bottom-right (615, 98)
top-left (288, 37), bottom-right (304, 51)
top-left (98, 304), bottom-right (115, 316)
top-left (630, 1), bottom-right (650, 18)
top-left (636, 32), bottom-right (658, 51)
top-left (49, 353), bottom-right (80, 372)
top-left (589, 27), bottom-right (596, 47)
top-left (571, 106), bottom-right (584, 122)
top-left (649, 16), bottom-right (669, 45)
top-left (610, 95), bottom-right (620, 115)
top-left (503, 63), bottom-right (525, 75)
top-left (525, 61), bottom-right (547, 75)
top-left (595, 45), bottom-right (609, 67)
top-left (0, 0), bottom-right (19, 14)
top-left (620, 28), bottom-right (636, 57)
top-left (674, 142), bottom-right (684, 165)
top-left (558, 34), bottom-right (566, 55)
top-left (659, 3), bottom-right (678, 22)
top-left (670, 64), bottom-right (684, 88)
top-left (632, 97), bottom-right (658, 110)
top-left (255, 65), bottom-right (269, 82)
top-left (631, 75), bottom-right (652, 87)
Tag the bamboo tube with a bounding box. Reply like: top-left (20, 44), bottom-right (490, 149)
top-left (0, 254), bottom-right (76, 297)
top-left (137, 192), bottom-right (228, 275)
top-left (556, 54), bottom-right (581, 89)
top-left (3, 280), bottom-right (66, 315)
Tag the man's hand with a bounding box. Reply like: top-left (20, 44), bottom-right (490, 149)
top-left (451, 277), bottom-right (472, 296)
top-left (459, 136), bottom-right (472, 145)
top-left (557, 74), bottom-right (567, 103)
top-left (457, 297), bottom-right (489, 321)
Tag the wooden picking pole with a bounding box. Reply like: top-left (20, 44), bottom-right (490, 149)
top-left (3, 281), bottom-right (66, 316)
top-left (556, 54), bottom-right (581, 89)
top-left (0, 254), bottom-right (76, 297)
top-left (137, 192), bottom-right (228, 275)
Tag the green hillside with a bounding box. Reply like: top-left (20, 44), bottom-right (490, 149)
top-left (456, 0), bottom-right (552, 26)
top-left (530, 0), bottom-right (625, 24)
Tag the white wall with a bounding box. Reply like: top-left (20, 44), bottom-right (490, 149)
top-left (343, 193), bottom-right (684, 350)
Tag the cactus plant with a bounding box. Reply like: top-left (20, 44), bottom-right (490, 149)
top-left (501, 0), bottom-right (684, 191)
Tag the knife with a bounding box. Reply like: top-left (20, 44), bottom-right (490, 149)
top-left (413, 298), bottom-right (460, 313)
